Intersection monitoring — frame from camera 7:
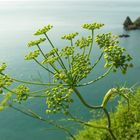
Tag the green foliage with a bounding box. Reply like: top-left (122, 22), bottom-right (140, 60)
top-left (75, 36), bottom-right (92, 49)
top-left (75, 88), bottom-right (140, 140)
top-left (0, 63), bottom-right (6, 73)
top-left (25, 50), bottom-right (40, 60)
top-left (34, 24), bottom-right (53, 35)
top-left (60, 46), bottom-right (74, 58)
top-left (0, 74), bottom-right (13, 88)
top-left (71, 54), bottom-right (92, 83)
top-left (28, 38), bottom-right (46, 47)
top-left (45, 85), bottom-right (73, 114)
top-left (45, 48), bottom-right (59, 57)
top-left (61, 32), bottom-right (78, 40)
top-left (14, 84), bottom-right (29, 103)
top-left (96, 33), bottom-right (132, 74)
top-left (95, 33), bottom-right (119, 49)
top-left (42, 56), bottom-right (59, 64)
top-left (82, 23), bottom-right (104, 30)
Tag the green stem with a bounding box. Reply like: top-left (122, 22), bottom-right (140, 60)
top-left (29, 95), bottom-right (48, 98)
top-left (0, 73), bottom-right (69, 87)
top-left (108, 129), bottom-right (116, 140)
top-left (10, 105), bottom-right (76, 140)
top-left (68, 56), bottom-right (73, 82)
top-left (69, 87), bottom-right (116, 140)
top-left (91, 52), bottom-right (104, 70)
top-left (3, 82), bottom-right (75, 99)
top-left (44, 33), bottom-right (74, 84)
top-left (36, 44), bottom-right (60, 73)
top-left (0, 73), bottom-right (55, 86)
top-left (2, 86), bottom-right (39, 98)
top-left (37, 44), bottom-right (46, 58)
top-left (68, 56), bottom-right (71, 70)
top-left (70, 39), bottom-right (73, 46)
top-left (72, 87), bottom-right (102, 109)
top-left (48, 65), bottom-right (51, 83)
top-left (103, 107), bottom-right (116, 140)
top-left (67, 111), bottom-right (107, 130)
top-left (88, 30), bottom-right (94, 58)
top-left (9, 104), bottom-right (40, 119)
top-left (3, 86), bottom-right (16, 95)
top-left (36, 45), bottom-right (52, 82)
top-left (12, 77), bottom-right (57, 86)
top-left (77, 66), bottom-right (113, 87)
top-left (82, 47), bottom-right (86, 55)
top-left (51, 63), bottom-right (60, 73)
top-left (66, 92), bottom-right (116, 139)
top-left (34, 58), bottom-right (54, 75)
top-left (29, 88), bottom-right (48, 94)
top-left (44, 33), bottom-right (67, 72)
top-left (103, 108), bottom-right (111, 128)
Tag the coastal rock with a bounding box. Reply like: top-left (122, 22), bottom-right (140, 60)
top-left (123, 16), bottom-right (133, 27)
top-left (134, 17), bottom-right (140, 27)
top-left (123, 16), bottom-right (140, 30)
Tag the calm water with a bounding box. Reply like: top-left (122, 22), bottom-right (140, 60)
top-left (0, 0), bottom-right (140, 140)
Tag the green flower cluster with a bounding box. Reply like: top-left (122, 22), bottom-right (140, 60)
top-left (103, 45), bottom-right (133, 74)
top-left (60, 46), bottom-right (74, 58)
top-left (82, 22), bottom-right (104, 30)
top-left (25, 50), bottom-right (40, 60)
top-left (61, 32), bottom-right (78, 40)
top-left (45, 85), bottom-right (73, 113)
top-left (0, 63), bottom-right (6, 73)
top-left (95, 33), bottom-right (119, 48)
top-left (0, 75), bottom-right (13, 88)
top-left (54, 70), bottom-right (68, 83)
top-left (45, 48), bottom-right (58, 57)
top-left (0, 93), bottom-right (12, 111)
top-left (14, 84), bottom-right (29, 102)
top-left (75, 36), bottom-right (92, 49)
top-left (42, 48), bottom-right (59, 64)
top-left (34, 24), bottom-right (53, 35)
top-left (28, 38), bottom-right (46, 47)
top-left (42, 56), bottom-right (58, 64)
top-left (71, 54), bottom-right (92, 83)
top-left (95, 33), bottom-right (132, 74)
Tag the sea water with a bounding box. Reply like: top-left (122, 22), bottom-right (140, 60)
top-left (0, 0), bottom-right (140, 140)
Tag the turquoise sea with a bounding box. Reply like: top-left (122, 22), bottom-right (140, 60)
top-left (0, 0), bottom-right (140, 140)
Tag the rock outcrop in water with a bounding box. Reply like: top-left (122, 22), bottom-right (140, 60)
top-left (134, 17), bottom-right (140, 27)
top-left (123, 16), bottom-right (140, 30)
top-left (119, 34), bottom-right (130, 38)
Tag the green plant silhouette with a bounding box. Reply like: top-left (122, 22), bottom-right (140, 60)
top-left (0, 22), bottom-right (133, 140)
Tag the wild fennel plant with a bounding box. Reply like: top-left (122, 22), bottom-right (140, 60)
top-left (0, 22), bottom-right (133, 140)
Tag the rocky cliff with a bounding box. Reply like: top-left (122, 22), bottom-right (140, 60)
top-left (123, 16), bottom-right (140, 30)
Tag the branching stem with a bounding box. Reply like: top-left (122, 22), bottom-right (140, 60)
top-left (34, 58), bottom-right (54, 75)
top-left (91, 52), bottom-right (104, 70)
top-left (88, 29), bottom-right (94, 58)
top-left (77, 66), bottom-right (113, 87)
top-left (72, 87), bottom-right (102, 109)
top-left (9, 105), bottom-right (76, 140)
top-left (44, 33), bottom-right (67, 71)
